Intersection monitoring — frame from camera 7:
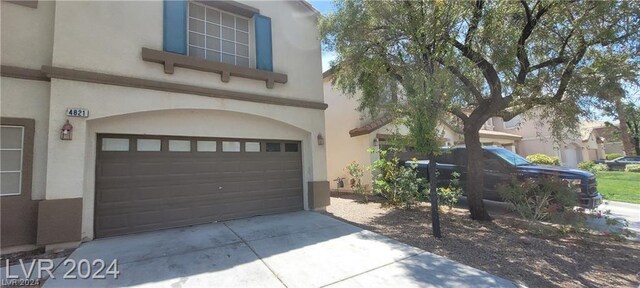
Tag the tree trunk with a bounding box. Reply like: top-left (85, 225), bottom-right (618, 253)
top-left (463, 126), bottom-right (492, 221)
top-left (616, 99), bottom-right (636, 156)
top-left (428, 153), bottom-right (441, 238)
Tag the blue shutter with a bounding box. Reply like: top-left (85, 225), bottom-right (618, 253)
top-left (163, 0), bottom-right (187, 55)
top-left (254, 15), bottom-right (273, 71)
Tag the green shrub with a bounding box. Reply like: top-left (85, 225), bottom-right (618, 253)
top-left (526, 154), bottom-right (560, 165)
top-left (433, 171), bottom-right (463, 209)
top-left (606, 153), bottom-right (623, 160)
top-left (498, 176), bottom-right (576, 221)
top-left (578, 161), bottom-right (608, 173)
top-left (577, 161), bottom-right (595, 171)
top-left (625, 164), bottom-right (640, 173)
top-left (368, 149), bottom-right (426, 208)
top-left (345, 161), bottom-right (368, 201)
top-left (590, 163), bottom-right (609, 173)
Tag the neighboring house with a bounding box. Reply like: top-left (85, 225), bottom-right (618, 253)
top-left (1, 0), bottom-right (329, 253)
top-left (323, 71), bottom-right (522, 191)
top-left (591, 125), bottom-right (626, 156)
top-left (490, 114), bottom-right (607, 168)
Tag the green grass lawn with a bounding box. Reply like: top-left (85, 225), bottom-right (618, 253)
top-left (596, 171), bottom-right (640, 204)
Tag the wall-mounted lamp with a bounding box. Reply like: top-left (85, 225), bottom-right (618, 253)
top-left (373, 138), bottom-right (379, 146)
top-left (317, 133), bottom-right (325, 145)
top-left (60, 119), bottom-right (73, 140)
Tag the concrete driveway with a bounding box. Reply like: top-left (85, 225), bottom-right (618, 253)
top-left (44, 211), bottom-right (513, 287)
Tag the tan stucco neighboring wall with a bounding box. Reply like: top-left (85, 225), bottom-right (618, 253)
top-left (323, 78), bottom-right (374, 190)
top-left (323, 77), bottom-right (462, 190)
top-left (50, 1), bottom-right (323, 103)
top-left (0, 77), bottom-right (50, 200)
top-left (1, 0), bottom-right (55, 69)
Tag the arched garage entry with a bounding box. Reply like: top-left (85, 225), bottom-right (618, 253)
top-left (87, 109), bottom-right (310, 238)
top-left (563, 143), bottom-right (583, 168)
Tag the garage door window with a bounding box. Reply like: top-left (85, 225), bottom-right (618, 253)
top-left (266, 142), bottom-right (281, 152)
top-left (137, 139), bottom-right (161, 151)
top-left (197, 141), bottom-right (217, 152)
top-left (1, 126), bottom-right (24, 196)
top-left (169, 140), bottom-right (191, 152)
top-left (245, 142), bottom-right (260, 152)
top-left (102, 138), bottom-right (130, 152)
top-left (284, 143), bottom-right (299, 152)
top-left (222, 141), bottom-right (240, 152)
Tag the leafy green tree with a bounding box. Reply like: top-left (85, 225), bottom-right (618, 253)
top-left (321, 0), bottom-right (640, 220)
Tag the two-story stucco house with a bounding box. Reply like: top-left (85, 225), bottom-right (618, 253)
top-left (1, 0), bottom-right (329, 253)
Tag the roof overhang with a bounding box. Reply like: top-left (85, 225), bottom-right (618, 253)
top-left (349, 115), bottom-right (393, 137)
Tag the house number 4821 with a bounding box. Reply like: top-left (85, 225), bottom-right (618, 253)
top-left (66, 108), bottom-right (89, 118)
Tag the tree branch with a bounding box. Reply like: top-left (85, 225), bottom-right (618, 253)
top-left (516, 1), bottom-right (550, 84)
top-left (451, 40), bottom-right (502, 100)
top-left (440, 61), bottom-right (485, 104)
top-left (553, 41), bottom-right (588, 101)
top-left (528, 56), bottom-right (567, 71)
top-left (449, 107), bottom-right (469, 122)
top-left (465, 0), bottom-right (484, 46)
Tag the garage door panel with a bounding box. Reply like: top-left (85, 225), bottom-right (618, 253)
top-left (96, 186), bottom-right (302, 216)
top-left (95, 135), bottom-right (303, 238)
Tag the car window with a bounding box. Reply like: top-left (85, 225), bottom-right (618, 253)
top-left (435, 150), bottom-right (455, 164)
top-left (489, 148), bottom-right (530, 166)
top-left (452, 149), bottom-right (467, 165)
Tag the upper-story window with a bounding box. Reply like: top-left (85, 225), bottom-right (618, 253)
top-left (503, 115), bottom-right (521, 129)
top-left (188, 2), bottom-right (251, 67)
top-left (483, 118), bottom-right (494, 130)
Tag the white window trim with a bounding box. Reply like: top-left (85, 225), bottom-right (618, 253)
top-left (187, 1), bottom-right (252, 67)
top-left (503, 116), bottom-right (521, 129)
top-left (1, 125), bottom-right (24, 197)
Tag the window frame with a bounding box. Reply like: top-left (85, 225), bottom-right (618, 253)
top-left (503, 115), bottom-right (521, 129)
top-left (0, 118), bottom-right (34, 198)
top-left (1, 125), bottom-right (25, 196)
top-left (187, 1), bottom-right (252, 67)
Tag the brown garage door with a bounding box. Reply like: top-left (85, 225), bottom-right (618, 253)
top-left (95, 134), bottom-right (303, 238)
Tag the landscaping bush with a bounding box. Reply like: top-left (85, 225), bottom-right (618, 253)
top-left (591, 163), bottom-right (609, 173)
top-left (606, 153), bottom-right (623, 160)
top-left (498, 176), bottom-right (576, 221)
top-left (578, 160), bottom-right (595, 171)
top-left (433, 171), bottom-right (463, 209)
top-left (578, 161), bottom-right (608, 173)
top-left (625, 164), bottom-right (640, 173)
top-left (345, 161), bottom-right (368, 201)
top-left (368, 148), bottom-right (425, 208)
top-left (526, 153), bottom-right (560, 165)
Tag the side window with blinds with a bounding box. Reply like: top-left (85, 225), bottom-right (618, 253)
top-left (1, 126), bottom-right (24, 196)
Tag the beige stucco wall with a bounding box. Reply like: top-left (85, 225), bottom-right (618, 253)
top-left (50, 1), bottom-right (322, 103)
top-left (1, 1), bottom-right (55, 69)
top-left (323, 78), bottom-right (375, 190)
top-left (0, 77), bottom-right (50, 200)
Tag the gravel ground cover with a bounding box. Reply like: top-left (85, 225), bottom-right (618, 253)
top-left (323, 192), bottom-right (640, 288)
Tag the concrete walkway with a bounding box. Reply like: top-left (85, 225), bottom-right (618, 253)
top-left (589, 201), bottom-right (640, 241)
top-left (43, 211), bottom-right (514, 287)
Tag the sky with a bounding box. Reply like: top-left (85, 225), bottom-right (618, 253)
top-left (308, 1), bottom-right (337, 72)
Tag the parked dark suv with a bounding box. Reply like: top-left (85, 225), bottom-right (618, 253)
top-left (405, 146), bottom-right (603, 209)
top-left (595, 156), bottom-right (640, 171)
